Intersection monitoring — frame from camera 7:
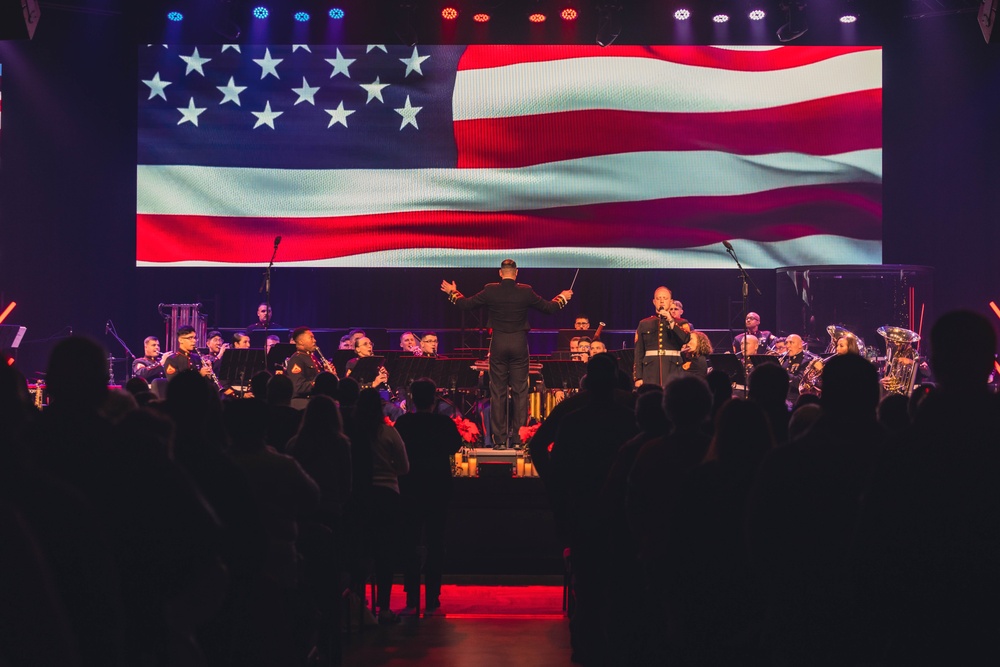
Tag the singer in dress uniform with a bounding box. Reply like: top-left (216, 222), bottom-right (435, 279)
top-left (634, 286), bottom-right (691, 387)
top-left (441, 259), bottom-right (573, 449)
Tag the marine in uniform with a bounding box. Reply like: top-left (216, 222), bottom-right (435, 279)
top-left (634, 286), bottom-right (691, 387)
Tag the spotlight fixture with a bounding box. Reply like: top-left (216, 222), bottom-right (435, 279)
top-left (473, 12), bottom-right (491, 22)
top-left (712, 13), bottom-right (729, 23)
top-left (526, 0), bottom-right (547, 22)
top-left (252, 6), bottom-right (269, 19)
top-left (839, 13), bottom-right (857, 23)
top-left (561, 8), bottom-right (578, 21)
top-left (294, 10), bottom-right (310, 21)
top-left (167, 10), bottom-right (184, 21)
top-left (674, 8), bottom-right (691, 21)
top-left (748, 8), bottom-right (765, 20)
top-left (441, 6), bottom-right (458, 20)
top-left (776, 1), bottom-right (808, 42)
top-left (596, 2), bottom-right (623, 47)
top-left (559, 1), bottom-right (579, 21)
top-left (329, 7), bottom-right (345, 19)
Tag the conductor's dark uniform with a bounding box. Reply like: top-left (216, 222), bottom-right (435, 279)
top-left (448, 278), bottom-right (567, 447)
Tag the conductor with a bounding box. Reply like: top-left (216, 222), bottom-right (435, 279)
top-left (442, 259), bottom-right (573, 449)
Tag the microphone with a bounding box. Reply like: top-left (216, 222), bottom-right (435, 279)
top-left (105, 321), bottom-right (110, 335)
top-left (274, 235), bottom-right (281, 247)
top-left (722, 240), bottom-right (734, 251)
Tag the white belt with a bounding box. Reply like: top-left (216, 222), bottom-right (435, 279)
top-left (645, 350), bottom-right (681, 357)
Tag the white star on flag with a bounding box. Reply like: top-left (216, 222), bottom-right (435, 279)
top-left (292, 77), bottom-right (320, 105)
top-left (216, 76), bottom-right (247, 106)
top-left (142, 72), bottom-right (172, 100)
top-left (325, 102), bottom-right (356, 128)
top-left (251, 101), bottom-right (283, 129)
top-left (179, 47), bottom-right (211, 76)
top-left (360, 76), bottom-right (390, 104)
top-left (292, 45), bottom-right (312, 52)
top-left (253, 48), bottom-right (283, 79)
top-left (221, 44), bottom-right (241, 53)
top-left (400, 47), bottom-right (431, 77)
top-left (177, 97), bottom-right (207, 126)
top-left (395, 95), bottom-right (422, 130)
top-left (325, 49), bottom-right (356, 78)
top-left (366, 45), bottom-right (388, 53)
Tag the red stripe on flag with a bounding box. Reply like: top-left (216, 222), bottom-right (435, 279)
top-left (455, 90), bottom-right (882, 168)
top-left (457, 45), bottom-right (881, 73)
top-left (137, 183), bottom-right (881, 263)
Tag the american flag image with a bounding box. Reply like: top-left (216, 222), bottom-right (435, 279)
top-left (136, 44), bottom-right (882, 268)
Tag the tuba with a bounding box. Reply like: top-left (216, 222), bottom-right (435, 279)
top-left (877, 326), bottom-right (920, 395)
top-left (798, 353), bottom-right (836, 397)
top-left (824, 325), bottom-right (865, 357)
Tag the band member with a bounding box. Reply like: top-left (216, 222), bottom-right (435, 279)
top-left (441, 259), bottom-right (573, 449)
top-left (247, 302), bottom-right (281, 331)
top-left (132, 336), bottom-right (166, 381)
top-left (338, 334), bottom-right (353, 350)
top-left (574, 337), bottom-right (592, 363)
top-left (203, 330), bottom-right (228, 373)
top-left (265, 335), bottom-right (280, 355)
top-left (232, 331), bottom-right (250, 349)
top-left (346, 336), bottom-right (389, 389)
top-left (780, 334), bottom-right (818, 401)
top-left (736, 334), bottom-right (761, 359)
top-left (399, 332), bottom-right (420, 354)
top-left (574, 315), bottom-right (591, 330)
top-left (668, 299), bottom-right (694, 332)
top-left (419, 332), bottom-right (440, 357)
top-left (589, 339), bottom-right (608, 355)
top-left (634, 286), bottom-right (691, 387)
top-left (682, 330), bottom-right (713, 378)
top-left (163, 326), bottom-right (213, 379)
top-left (733, 312), bottom-right (776, 353)
top-left (285, 326), bottom-right (335, 399)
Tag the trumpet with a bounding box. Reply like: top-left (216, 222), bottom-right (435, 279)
top-left (314, 346), bottom-right (337, 375)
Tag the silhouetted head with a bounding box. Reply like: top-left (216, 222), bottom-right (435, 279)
top-left (266, 374), bottom-right (294, 406)
top-left (708, 398), bottom-right (773, 465)
top-left (663, 374), bottom-right (712, 429)
top-left (582, 353), bottom-right (618, 394)
top-left (312, 372), bottom-right (340, 399)
top-left (748, 362), bottom-right (790, 408)
top-left (821, 353), bottom-right (880, 417)
top-left (930, 310), bottom-right (997, 391)
top-left (46, 336), bottom-right (109, 412)
top-left (409, 377), bottom-right (438, 411)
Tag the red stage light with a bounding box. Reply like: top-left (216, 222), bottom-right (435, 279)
top-left (561, 8), bottom-right (577, 21)
top-left (528, 12), bottom-right (546, 23)
top-left (441, 6), bottom-right (458, 20)
top-left (473, 12), bottom-right (490, 23)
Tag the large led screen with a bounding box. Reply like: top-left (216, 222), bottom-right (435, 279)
top-left (137, 45), bottom-right (882, 268)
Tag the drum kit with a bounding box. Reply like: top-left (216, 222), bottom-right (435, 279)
top-left (800, 323), bottom-right (922, 397)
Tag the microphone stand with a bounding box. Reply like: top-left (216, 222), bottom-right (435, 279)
top-left (105, 320), bottom-right (137, 382)
top-left (260, 238), bottom-right (280, 331)
top-left (723, 243), bottom-right (761, 398)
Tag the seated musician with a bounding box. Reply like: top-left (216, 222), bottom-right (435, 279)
top-left (419, 332), bottom-right (441, 358)
top-left (346, 336), bottom-right (389, 389)
top-left (574, 337), bottom-right (592, 363)
top-left (780, 334), bottom-right (819, 402)
top-left (399, 331), bottom-right (421, 355)
top-left (589, 339), bottom-right (608, 355)
top-left (668, 299), bottom-right (694, 332)
top-left (247, 302), bottom-right (282, 332)
top-left (203, 330), bottom-right (228, 374)
top-left (163, 326), bottom-right (213, 379)
top-left (232, 331), bottom-right (250, 349)
top-left (285, 326), bottom-right (335, 400)
top-left (132, 335), bottom-right (166, 381)
top-left (733, 312), bottom-right (775, 353)
top-left (574, 315), bottom-right (591, 330)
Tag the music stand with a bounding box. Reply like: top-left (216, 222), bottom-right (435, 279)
top-left (430, 358), bottom-right (481, 391)
top-left (750, 354), bottom-right (782, 368)
top-left (556, 328), bottom-right (596, 350)
top-left (540, 360), bottom-right (588, 391)
top-left (331, 349), bottom-right (357, 378)
top-left (610, 349), bottom-right (635, 379)
top-left (266, 343), bottom-right (297, 372)
top-left (346, 355), bottom-right (385, 385)
top-left (391, 356), bottom-right (435, 391)
top-left (707, 354), bottom-right (746, 383)
top-left (249, 329), bottom-right (288, 350)
top-left (219, 348), bottom-right (267, 392)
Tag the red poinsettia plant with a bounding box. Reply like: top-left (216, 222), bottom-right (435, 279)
top-left (518, 422), bottom-right (541, 445)
top-left (453, 416), bottom-right (481, 444)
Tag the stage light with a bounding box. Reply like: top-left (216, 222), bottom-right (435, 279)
top-left (712, 13), bottom-right (729, 23)
top-left (473, 12), bottom-right (491, 22)
top-left (527, 0), bottom-right (547, 22)
top-left (776, 1), bottom-right (808, 42)
top-left (748, 8), bottom-right (765, 20)
top-left (839, 13), bottom-right (857, 23)
top-left (294, 11), bottom-right (310, 21)
top-left (442, 6), bottom-right (458, 20)
top-left (596, 3), bottom-right (622, 47)
top-left (167, 10), bottom-right (184, 22)
top-left (561, 8), bottom-right (578, 21)
top-left (329, 7), bottom-right (345, 19)
top-left (674, 8), bottom-right (691, 20)
top-left (528, 12), bottom-right (546, 22)
top-left (252, 6), bottom-right (269, 19)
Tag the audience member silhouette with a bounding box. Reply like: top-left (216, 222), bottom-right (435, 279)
top-left (264, 373), bottom-right (303, 451)
top-left (748, 361), bottom-right (791, 444)
top-left (393, 378), bottom-right (463, 615)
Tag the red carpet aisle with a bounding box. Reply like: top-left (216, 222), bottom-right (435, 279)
top-left (342, 583), bottom-right (575, 667)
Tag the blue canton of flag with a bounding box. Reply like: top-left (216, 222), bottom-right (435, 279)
top-left (138, 45), bottom-right (463, 169)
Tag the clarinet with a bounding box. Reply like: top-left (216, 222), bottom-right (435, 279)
top-left (196, 352), bottom-right (222, 391)
top-left (314, 346), bottom-right (336, 375)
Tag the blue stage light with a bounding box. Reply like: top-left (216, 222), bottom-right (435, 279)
top-left (252, 6), bottom-right (269, 19)
top-left (329, 7), bottom-right (345, 19)
top-left (167, 11), bottom-right (184, 22)
top-left (294, 11), bottom-right (310, 21)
